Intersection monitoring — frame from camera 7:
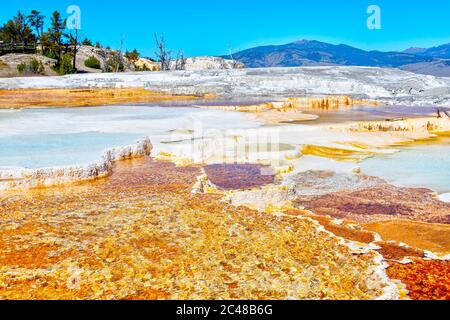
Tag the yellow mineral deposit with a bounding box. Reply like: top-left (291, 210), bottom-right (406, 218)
top-left (347, 117), bottom-right (450, 134)
top-left (197, 96), bottom-right (379, 124)
top-left (300, 144), bottom-right (377, 162)
top-left (365, 220), bottom-right (450, 254)
top-left (283, 96), bottom-right (379, 110)
top-left (0, 88), bottom-right (202, 108)
top-left (133, 58), bottom-right (160, 71)
top-left (0, 158), bottom-right (395, 300)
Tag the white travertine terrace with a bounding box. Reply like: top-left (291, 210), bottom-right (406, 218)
top-left (1, 66), bottom-right (450, 106)
top-left (0, 137), bottom-right (152, 190)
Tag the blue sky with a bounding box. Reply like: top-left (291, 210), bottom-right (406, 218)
top-left (1, 0), bottom-right (449, 58)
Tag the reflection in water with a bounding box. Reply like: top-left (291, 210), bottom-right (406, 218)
top-left (289, 105), bottom-right (434, 125)
top-left (360, 136), bottom-right (450, 193)
top-left (0, 105), bottom-right (261, 169)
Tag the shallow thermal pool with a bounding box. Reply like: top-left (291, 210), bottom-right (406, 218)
top-left (0, 105), bottom-right (261, 169)
top-left (360, 138), bottom-right (450, 194)
top-left (0, 104), bottom-right (449, 197)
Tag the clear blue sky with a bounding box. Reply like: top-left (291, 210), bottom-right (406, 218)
top-left (1, 0), bottom-right (449, 58)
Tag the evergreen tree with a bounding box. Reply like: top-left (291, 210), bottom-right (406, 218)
top-left (68, 28), bottom-right (80, 71)
top-left (42, 11), bottom-right (67, 64)
top-left (27, 10), bottom-right (45, 40)
top-left (82, 38), bottom-right (93, 46)
top-left (0, 11), bottom-right (35, 45)
top-left (125, 48), bottom-right (140, 63)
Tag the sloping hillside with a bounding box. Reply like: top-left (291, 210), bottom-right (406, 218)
top-left (229, 40), bottom-right (432, 68)
top-left (226, 40), bottom-right (450, 77)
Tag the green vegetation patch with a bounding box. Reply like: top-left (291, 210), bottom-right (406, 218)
top-left (17, 58), bottom-right (45, 75)
top-left (84, 56), bottom-right (101, 69)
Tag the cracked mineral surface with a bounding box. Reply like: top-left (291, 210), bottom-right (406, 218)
top-left (0, 158), bottom-right (394, 300)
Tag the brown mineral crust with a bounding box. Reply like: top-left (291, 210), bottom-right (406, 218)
top-left (365, 220), bottom-right (450, 254)
top-left (283, 209), bottom-right (376, 244)
top-left (204, 164), bottom-right (275, 190)
top-left (296, 185), bottom-right (450, 224)
top-left (387, 259), bottom-right (450, 300)
top-left (316, 222), bottom-right (376, 244)
top-left (373, 242), bottom-right (425, 261)
top-left (0, 158), bottom-right (385, 300)
top-left (291, 170), bottom-right (450, 256)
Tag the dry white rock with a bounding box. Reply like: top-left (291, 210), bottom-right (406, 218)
top-left (2, 66), bottom-right (449, 106)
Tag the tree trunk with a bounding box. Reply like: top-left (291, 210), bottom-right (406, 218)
top-left (72, 29), bottom-right (78, 71)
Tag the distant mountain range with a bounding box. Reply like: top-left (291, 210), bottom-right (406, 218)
top-left (403, 43), bottom-right (450, 59)
top-left (224, 40), bottom-right (450, 77)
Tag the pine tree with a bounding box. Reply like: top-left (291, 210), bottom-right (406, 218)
top-left (27, 10), bottom-right (45, 40)
top-left (0, 11), bottom-right (36, 46)
top-left (42, 11), bottom-right (67, 64)
top-left (125, 48), bottom-right (140, 64)
top-left (82, 38), bottom-right (93, 46)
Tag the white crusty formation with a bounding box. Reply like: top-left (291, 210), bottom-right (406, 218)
top-left (344, 117), bottom-right (450, 133)
top-left (0, 137), bottom-right (152, 191)
top-left (1, 66), bottom-right (450, 106)
top-left (169, 56), bottom-right (245, 71)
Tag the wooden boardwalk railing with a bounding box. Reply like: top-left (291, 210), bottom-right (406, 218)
top-left (0, 42), bottom-right (37, 55)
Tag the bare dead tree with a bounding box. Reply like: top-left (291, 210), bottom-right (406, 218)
top-left (174, 50), bottom-right (187, 70)
top-left (98, 47), bottom-right (109, 73)
top-left (154, 33), bottom-right (171, 71)
top-left (68, 28), bottom-right (83, 71)
top-left (228, 45), bottom-right (240, 69)
top-left (113, 37), bottom-right (125, 72)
